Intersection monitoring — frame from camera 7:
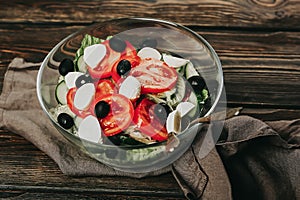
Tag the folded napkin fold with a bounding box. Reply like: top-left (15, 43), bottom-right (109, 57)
top-left (0, 58), bottom-right (299, 200)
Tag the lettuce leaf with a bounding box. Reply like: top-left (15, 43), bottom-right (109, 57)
top-left (196, 88), bottom-right (209, 105)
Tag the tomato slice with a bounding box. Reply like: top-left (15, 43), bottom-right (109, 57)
top-left (111, 41), bottom-right (140, 82)
top-left (122, 41), bottom-right (138, 57)
top-left (94, 79), bottom-right (115, 99)
top-left (111, 54), bottom-right (141, 83)
top-left (88, 40), bottom-right (138, 79)
top-left (87, 40), bottom-right (121, 79)
top-left (66, 87), bottom-right (92, 118)
top-left (130, 58), bottom-right (178, 93)
top-left (133, 98), bottom-right (168, 142)
top-left (92, 94), bottom-right (134, 136)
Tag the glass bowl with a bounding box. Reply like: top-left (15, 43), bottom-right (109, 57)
top-left (36, 18), bottom-right (224, 173)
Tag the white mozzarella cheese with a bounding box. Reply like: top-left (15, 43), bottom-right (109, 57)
top-left (74, 83), bottom-right (95, 110)
top-left (78, 115), bottom-right (102, 143)
top-left (64, 72), bottom-right (84, 89)
top-left (163, 54), bottom-right (189, 68)
top-left (176, 102), bottom-right (195, 117)
top-left (137, 47), bottom-right (161, 60)
top-left (83, 44), bottom-right (107, 69)
top-left (119, 76), bottom-right (141, 100)
top-left (166, 110), bottom-right (181, 134)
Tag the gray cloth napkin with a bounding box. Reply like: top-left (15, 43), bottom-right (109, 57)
top-left (0, 58), bottom-right (299, 199)
top-left (217, 116), bottom-right (300, 200)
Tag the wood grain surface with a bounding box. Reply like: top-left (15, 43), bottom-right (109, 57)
top-left (1, 0), bottom-right (300, 29)
top-left (1, 0), bottom-right (300, 199)
top-left (0, 130), bottom-right (185, 199)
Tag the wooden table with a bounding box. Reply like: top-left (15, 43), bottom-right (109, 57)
top-left (1, 1), bottom-right (300, 199)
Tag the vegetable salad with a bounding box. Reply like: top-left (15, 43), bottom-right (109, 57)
top-left (51, 34), bottom-right (210, 146)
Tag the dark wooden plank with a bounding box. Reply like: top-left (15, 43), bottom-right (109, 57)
top-left (1, 24), bottom-right (300, 108)
top-left (1, 24), bottom-right (299, 59)
top-left (223, 57), bottom-right (300, 108)
top-left (239, 107), bottom-right (300, 121)
top-left (1, 0), bottom-right (300, 29)
top-left (1, 191), bottom-right (183, 200)
top-left (0, 130), bottom-right (185, 199)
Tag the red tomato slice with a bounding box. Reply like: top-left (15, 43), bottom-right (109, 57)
top-left (92, 94), bottom-right (134, 136)
top-left (130, 58), bottom-right (178, 93)
top-left (88, 40), bottom-right (121, 79)
top-left (94, 79), bottom-right (115, 99)
top-left (66, 87), bottom-right (92, 118)
top-left (111, 41), bottom-right (140, 82)
top-left (111, 54), bottom-right (141, 83)
top-left (122, 41), bottom-right (138, 57)
top-left (88, 40), bottom-right (138, 79)
top-left (133, 98), bottom-right (168, 142)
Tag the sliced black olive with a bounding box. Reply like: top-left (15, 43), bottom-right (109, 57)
top-left (57, 113), bottom-right (74, 129)
top-left (94, 101), bottom-right (110, 119)
top-left (141, 38), bottom-right (157, 48)
top-left (154, 103), bottom-right (172, 122)
top-left (58, 58), bottom-right (74, 76)
top-left (75, 74), bottom-right (93, 88)
top-left (117, 59), bottom-right (131, 76)
top-left (188, 76), bottom-right (206, 93)
top-left (109, 37), bottom-right (126, 52)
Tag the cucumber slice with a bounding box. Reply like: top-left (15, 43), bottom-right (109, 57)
top-left (55, 81), bottom-right (68, 105)
top-left (76, 55), bottom-right (87, 72)
top-left (185, 61), bottom-right (199, 80)
top-left (176, 65), bottom-right (186, 76)
top-left (187, 91), bottom-right (199, 117)
top-left (156, 86), bottom-right (176, 99)
top-left (167, 76), bottom-right (186, 107)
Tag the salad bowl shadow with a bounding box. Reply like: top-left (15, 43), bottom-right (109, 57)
top-left (37, 18), bottom-right (224, 173)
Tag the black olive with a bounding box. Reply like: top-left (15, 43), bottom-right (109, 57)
top-left (140, 38), bottom-right (157, 48)
top-left (75, 74), bottom-right (93, 88)
top-left (109, 37), bottom-right (126, 52)
top-left (154, 103), bottom-right (172, 122)
top-left (58, 58), bottom-right (74, 76)
top-left (188, 76), bottom-right (206, 93)
top-left (117, 59), bottom-right (131, 76)
top-left (107, 135), bottom-right (122, 146)
top-left (94, 101), bottom-right (110, 119)
top-left (122, 137), bottom-right (143, 145)
top-left (57, 113), bottom-right (74, 129)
